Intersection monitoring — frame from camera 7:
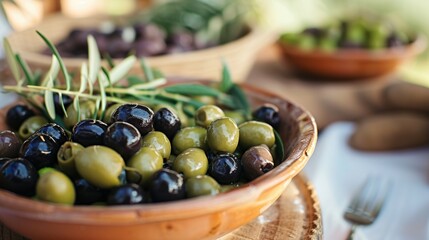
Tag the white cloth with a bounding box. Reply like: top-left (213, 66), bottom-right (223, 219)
top-left (303, 122), bottom-right (429, 240)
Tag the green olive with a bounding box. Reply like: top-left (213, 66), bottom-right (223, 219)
top-left (207, 117), bottom-right (239, 153)
top-left (239, 121), bottom-right (275, 149)
top-left (102, 103), bottom-right (122, 124)
top-left (195, 105), bottom-right (225, 128)
top-left (185, 175), bottom-right (220, 198)
top-left (18, 116), bottom-right (48, 139)
top-left (74, 145), bottom-right (124, 189)
top-left (36, 168), bottom-right (75, 205)
top-left (173, 148), bottom-right (208, 179)
top-left (64, 101), bottom-right (96, 129)
top-left (142, 131), bottom-right (171, 159)
top-left (127, 147), bottom-right (163, 187)
top-left (224, 110), bottom-right (246, 125)
top-left (172, 126), bottom-right (207, 154)
top-left (192, 95), bottom-right (216, 105)
top-left (57, 141), bottom-right (84, 178)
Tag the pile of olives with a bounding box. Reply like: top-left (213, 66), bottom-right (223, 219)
top-left (47, 23), bottom-right (216, 59)
top-left (0, 99), bottom-right (282, 206)
top-left (280, 15), bottom-right (414, 52)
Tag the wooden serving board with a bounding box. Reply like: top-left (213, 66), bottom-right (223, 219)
top-left (0, 174), bottom-right (322, 240)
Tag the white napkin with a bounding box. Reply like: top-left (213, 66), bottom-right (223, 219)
top-left (303, 122), bottom-right (429, 240)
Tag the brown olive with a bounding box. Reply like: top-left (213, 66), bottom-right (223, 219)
top-left (241, 145), bottom-right (274, 180)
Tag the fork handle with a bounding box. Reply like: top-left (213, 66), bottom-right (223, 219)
top-left (346, 225), bottom-right (357, 240)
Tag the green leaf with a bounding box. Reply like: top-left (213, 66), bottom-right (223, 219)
top-left (73, 96), bottom-right (81, 122)
top-left (220, 61), bottom-right (234, 92)
top-left (129, 78), bottom-right (167, 90)
top-left (44, 76), bottom-right (56, 120)
top-left (41, 55), bottom-right (59, 87)
top-left (103, 53), bottom-right (115, 69)
top-left (164, 84), bottom-right (224, 96)
top-left (140, 58), bottom-right (154, 82)
top-left (36, 31), bottom-right (72, 90)
top-left (79, 63), bottom-right (88, 93)
top-left (58, 93), bottom-right (68, 117)
top-left (273, 129), bottom-right (285, 165)
top-left (98, 69), bottom-right (108, 120)
top-left (109, 55), bottom-right (136, 85)
top-left (229, 84), bottom-right (251, 118)
top-left (87, 35), bottom-right (101, 86)
top-left (3, 38), bottom-right (22, 85)
top-left (15, 53), bottom-right (34, 85)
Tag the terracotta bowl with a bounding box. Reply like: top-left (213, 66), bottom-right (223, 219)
top-left (278, 36), bottom-right (427, 80)
top-left (6, 14), bottom-right (275, 82)
top-left (0, 82), bottom-right (317, 240)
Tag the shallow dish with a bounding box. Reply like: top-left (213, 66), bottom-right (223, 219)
top-left (0, 81), bottom-right (317, 240)
top-left (7, 14), bottom-right (275, 82)
top-left (278, 36), bottom-right (426, 80)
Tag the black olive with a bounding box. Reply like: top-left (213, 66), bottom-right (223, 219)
top-left (153, 108), bottom-right (181, 140)
top-left (111, 104), bottom-right (154, 136)
top-left (53, 93), bottom-right (73, 116)
top-left (20, 133), bottom-right (59, 169)
top-left (107, 183), bottom-right (145, 205)
top-left (252, 104), bottom-right (281, 129)
top-left (208, 153), bottom-right (241, 184)
top-left (72, 119), bottom-right (108, 147)
top-left (150, 168), bottom-right (185, 202)
top-left (74, 178), bottom-right (106, 205)
top-left (6, 104), bottom-right (35, 130)
top-left (0, 130), bottom-right (21, 158)
top-left (35, 123), bottom-right (69, 146)
top-left (0, 158), bottom-right (11, 169)
top-left (104, 121), bottom-right (142, 160)
top-left (0, 158), bottom-right (38, 196)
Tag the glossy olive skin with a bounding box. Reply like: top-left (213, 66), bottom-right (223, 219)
top-left (104, 121), bottom-right (142, 160)
top-left (111, 104), bottom-right (154, 136)
top-left (142, 131), bottom-right (171, 160)
top-left (53, 93), bottom-right (73, 116)
top-left (107, 183), bottom-right (145, 205)
top-left (172, 126), bottom-right (207, 154)
top-left (252, 104), bottom-right (280, 129)
top-left (224, 111), bottom-right (246, 125)
top-left (64, 101), bottom-right (96, 129)
top-left (150, 168), bottom-right (186, 202)
top-left (74, 178), bottom-right (106, 205)
top-left (0, 158), bottom-right (38, 197)
top-left (102, 103), bottom-right (122, 124)
top-left (185, 175), bottom-right (220, 198)
top-left (74, 145), bottom-right (125, 189)
top-left (238, 121), bottom-right (275, 149)
top-left (195, 105), bottom-right (225, 128)
top-left (127, 147), bottom-right (163, 187)
top-left (18, 116), bottom-right (48, 139)
top-left (153, 107), bottom-right (181, 140)
top-left (6, 104), bottom-right (35, 130)
top-left (0, 130), bottom-right (21, 158)
top-left (241, 145), bottom-right (274, 180)
top-left (20, 133), bottom-right (60, 169)
top-left (57, 141), bottom-right (84, 178)
top-left (36, 169), bottom-right (75, 205)
top-left (207, 117), bottom-right (239, 153)
top-left (35, 123), bottom-right (69, 146)
top-left (173, 148), bottom-right (208, 179)
top-left (72, 120), bottom-right (108, 147)
top-left (208, 153), bottom-right (241, 184)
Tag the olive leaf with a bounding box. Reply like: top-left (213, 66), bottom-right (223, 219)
top-left (41, 55), bottom-right (60, 87)
top-left (36, 31), bottom-right (72, 91)
top-left (273, 129), bottom-right (285, 165)
top-left (229, 85), bottom-right (251, 119)
top-left (98, 69), bottom-right (108, 120)
top-left (220, 60), bottom-right (233, 92)
top-left (164, 84), bottom-right (224, 96)
top-left (3, 38), bottom-right (22, 85)
top-left (44, 76), bottom-right (56, 120)
top-left (108, 55), bottom-right (136, 85)
top-left (140, 58), bottom-right (154, 82)
top-left (15, 54), bottom-right (34, 85)
top-left (129, 78), bottom-right (166, 90)
top-left (87, 35), bottom-right (101, 86)
top-left (79, 63), bottom-right (88, 93)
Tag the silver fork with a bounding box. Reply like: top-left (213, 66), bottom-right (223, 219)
top-left (343, 176), bottom-right (391, 240)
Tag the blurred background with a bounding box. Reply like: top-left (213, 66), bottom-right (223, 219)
top-left (1, 0), bottom-right (429, 84)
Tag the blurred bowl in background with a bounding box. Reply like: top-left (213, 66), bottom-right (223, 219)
top-left (7, 14), bottom-right (276, 82)
top-left (278, 35), bottom-right (426, 80)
